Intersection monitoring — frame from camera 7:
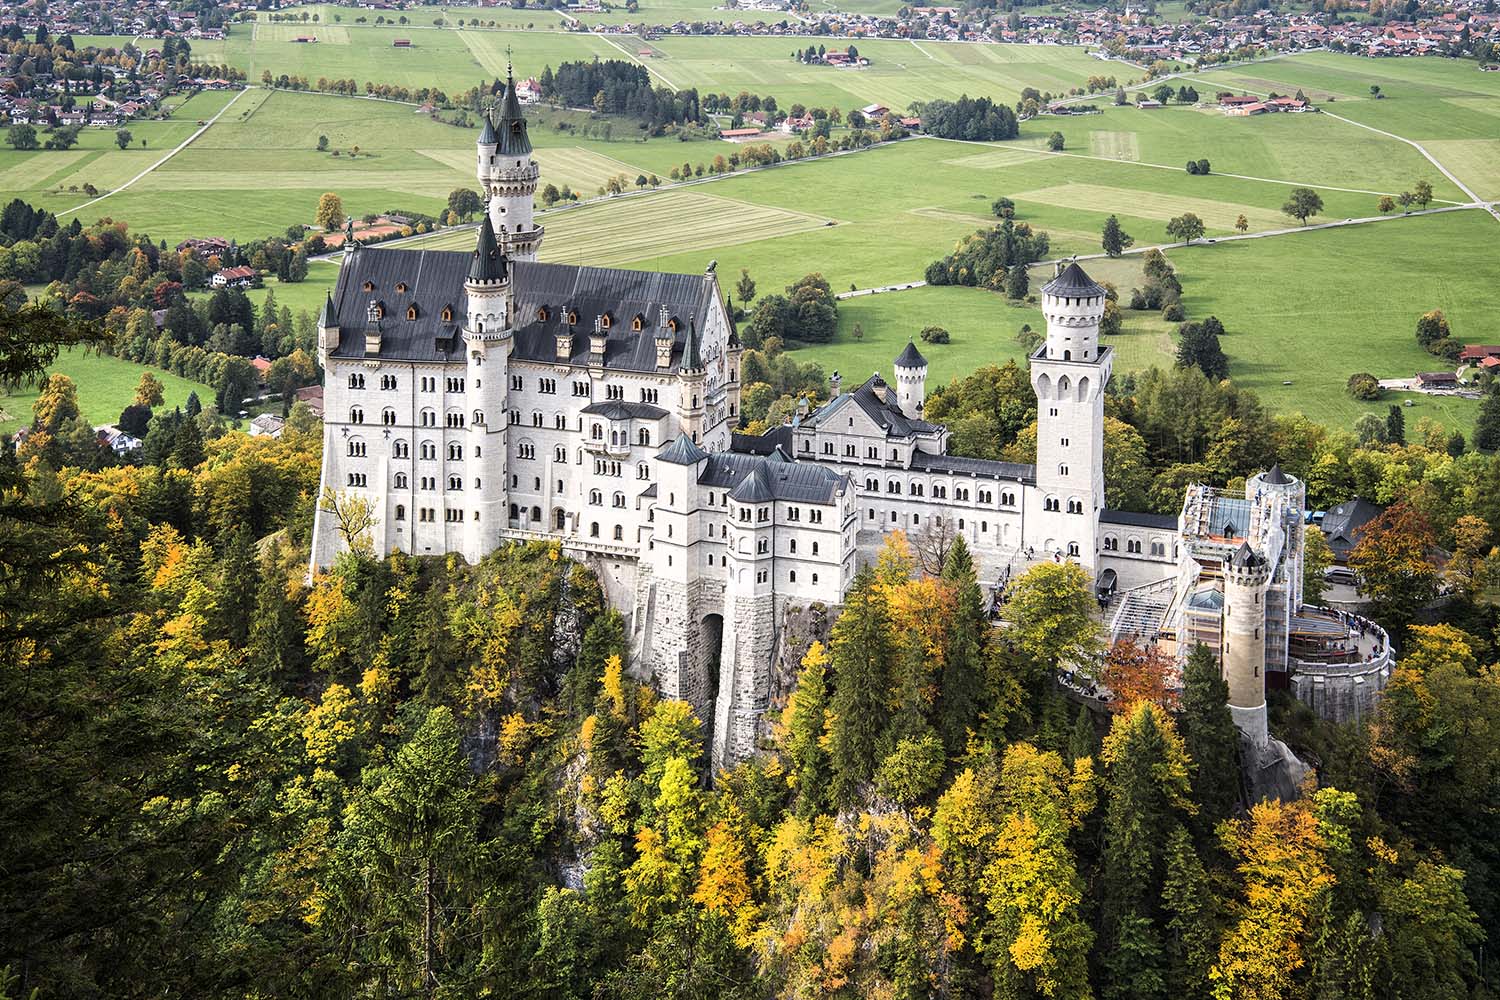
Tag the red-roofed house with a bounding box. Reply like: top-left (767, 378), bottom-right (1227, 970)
top-left (719, 126), bottom-right (765, 141)
top-left (1459, 345), bottom-right (1500, 362)
top-left (212, 265), bottom-right (256, 288)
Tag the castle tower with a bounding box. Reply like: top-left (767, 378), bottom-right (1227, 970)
top-left (1223, 541), bottom-right (1273, 747)
top-left (649, 435), bottom-right (714, 714)
top-left (893, 340), bottom-right (928, 420)
top-left (677, 320), bottom-right (706, 443)
top-left (315, 289), bottom-right (339, 367)
top-left (714, 463), bottom-right (779, 770)
top-left (461, 214), bottom-right (513, 563)
top-left (1029, 262), bottom-right (1111, 571)
top-left (1253, 464), bottom-right (1306, 608)
top-left (477, 64), bottom-right (543, 261)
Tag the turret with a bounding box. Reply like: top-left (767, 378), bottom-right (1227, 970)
top-left (893, 339), bottom-right (928, 420)
top-left (1040, 261), bottom-right (1106, 362)
top-left (478, 63), bottom-right (543, 260)
top-left (1026, 259), bottom-right (1111, 571)
top-left (1223, 541), bottom-right (1273, 747)
top-left (316, 289), bottom-right (339, 364)
top-left (461, 214), bottom-right (512, 564)
top-left (677, 320), bottom-right (706, 442)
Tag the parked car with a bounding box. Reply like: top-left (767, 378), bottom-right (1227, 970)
top-left (1324, 566), bottom-right (1357, 587)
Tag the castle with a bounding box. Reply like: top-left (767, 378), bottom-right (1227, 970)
top-left (310, 73), bottom-right (1391, 767)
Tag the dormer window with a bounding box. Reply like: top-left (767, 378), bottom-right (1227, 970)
top-left (441, 305), bottom-right (453, 322)
top-left (537, 306), bottom-right (549, 322)
top-left (631, 314), bottom-right (644, 331)
top-left (601, 313), bottom-right (612, 329)
top-left (567, 310), bottom-right (578, 326)
top-left (407, 304), bottom-right (419, 320)
top-left (373, 302), bottom-right (385, 319)
top-left (362, 280), bottom-right (374, 292)
top-left (667, 317), bottom-right (679, 333)
top-left (396, 281), bottom-right (408, 293)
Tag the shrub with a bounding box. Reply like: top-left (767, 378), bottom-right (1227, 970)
top-left (1346, 372), bottom-right (1381, 400)
top-left (1161, 302), bottom-right (1186, 322)
top-left (920, 326), bottom-right (950, 344)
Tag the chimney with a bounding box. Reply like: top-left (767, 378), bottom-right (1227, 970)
top-left (364, 299), bottom-right (381, 355)
top-left (654, 306), bottom-right (674, 370)
top-left (554, 314), bottom-right (571, 362)
top-left (829, 370), bottom-right (841, 398)
top-left (589, 313), bottom-right (606, 365)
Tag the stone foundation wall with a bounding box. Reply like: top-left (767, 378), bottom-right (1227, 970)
top-left (711, 590), bottom-right (778, 770)
top-left (1291, 658), bottom-right (1390, 724)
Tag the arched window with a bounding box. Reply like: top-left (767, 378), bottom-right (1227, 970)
top-left (1067, 498), bottom-right (1083, 514)
top-left (441, 305), bottom-right (453, 322)
top-left (406, 304), bottom-right (419, 321)
top-left (448, 443), bottom-right (463, 461)
top-left (591, 423), bottom-right (603, 440)
top-left (638, 428), bottom-right (650, 445)
top-left (382, 407), bottom-right (396, 425)
top-left (395, 504), bottom-right (406, 521)
top-left (613, 525), bottom-right (623, 540)
top-left (1044, 496), bottom-right (1060, 512)
top-left (348, 373), bottom-right (365, 389)
top-left (349, 406), bottom-right (364, 424)
top-left (631, 314), bottom-right (644, 331)
top-left (589, 490), bottom-right (603, 506)
top-left (1103, 534), bottom-right (1118, 551)
top-left (473, 409), bottom-right (484, 426)
top-left (447, 475), bottom-right (464, 491)
top-left (537, 306), bottom-right (549, 322)
top-left (394, 440), bottom-right (409, 458)
top-left (394, 472), bottom-right (408, 489)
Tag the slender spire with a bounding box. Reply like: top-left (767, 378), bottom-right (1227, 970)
top-left (467, 213), bottom-right (508, 283)
top-left (680, 320), bottom-right (702, 372)
top-left (319, 289), bottom-right (336, 328)
top-left (494, 58), bottom-right (532, 155)
top-left (477, 106), bottom-right (497, 146)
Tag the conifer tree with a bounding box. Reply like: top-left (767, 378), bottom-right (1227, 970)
top-left (937, 536), bottom-right (986, 756)
top-left (1161, 825), bottom-right (1218, 993)
top-left (781, 641), bottom-right (832, 817)
top-left (1101, 214), bottom-right (1134, 257)
top-left (828, 567), bottom-right (894, 808)
top-left (1179, 643), bottom-right (1240, 830)
top-left (217, 524), bottom-right (259, 647)
top-left (1099, 703), bottom-right (1195, 1000)
top-left (247, 550), bottom-right (299, 681)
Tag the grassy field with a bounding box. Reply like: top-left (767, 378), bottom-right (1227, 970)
top-left (5, 48), bottom-right (1493, 437)
top-left (0, 351), bottom-right (214, 434)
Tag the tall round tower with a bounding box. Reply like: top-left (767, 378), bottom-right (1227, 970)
top-left (461, 214), bottom-right (512, 563)
top-left (1223, 541), bottom-right (1273, 747)
top-left (893, 339), bottom-right (928, 420)
top-left (1250, 464), bottom-right (1306, 608)
top-left (1028, 261), bottom-right (1111, 571)
top-left (477, 67), bottom-right (543, 260)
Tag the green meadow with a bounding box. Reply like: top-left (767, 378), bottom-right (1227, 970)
top-left (5, 46), bottom-right (1495, 436)
top-left (0, 351), bottom-right (213, 434)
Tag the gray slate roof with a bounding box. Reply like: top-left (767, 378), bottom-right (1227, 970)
top-left (658, 434), bottom-right (709, 465)
top-left (894, 339), bottom-right (928, 369)
top-left (493, 73), bottom-right (532, 156)
top-left (807, 374), bottom-right (941, 438)
top-left (1101, 509), bottom-right (1178, 530)
top-left (582, 400), bottom-right (668, 420)
top-left (700, 452), bottom-right (846, 504)
top-left (1042, 261), bottom-right (1105, 298)
top-left (325, 245), bottom-right (721, 370)
top-left (908, 450), bottom-right (1035, 483)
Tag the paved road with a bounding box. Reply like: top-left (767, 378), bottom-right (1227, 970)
top-left (1319, 110), bottom-right (1499, 223)
top-left (58, 87), bottom-right (250, 219)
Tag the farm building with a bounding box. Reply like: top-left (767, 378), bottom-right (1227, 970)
top-left (1415, 371), bottom-right (1460, 389)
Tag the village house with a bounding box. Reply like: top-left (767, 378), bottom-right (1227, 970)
top-left (211, 265), bottom-right (256, 289)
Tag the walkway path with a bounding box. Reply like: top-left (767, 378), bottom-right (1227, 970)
top-left (57, 87), bottom-right (250, 219)
top-left (1319, 111), bottom-right (1499, 223)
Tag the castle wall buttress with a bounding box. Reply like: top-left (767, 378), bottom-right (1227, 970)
top-left (711, 590), bottom-right (779, 772)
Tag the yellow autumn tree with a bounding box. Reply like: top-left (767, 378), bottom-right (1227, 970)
top-left (694, 812), bottom-right (758, 946)
top-left (1210, 793), bottom-right (1334, 1000)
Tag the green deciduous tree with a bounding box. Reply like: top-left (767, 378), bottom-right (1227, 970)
top-left (1282, 187), bottom-right (1323, 226)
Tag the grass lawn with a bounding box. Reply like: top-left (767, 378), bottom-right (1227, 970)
top-left (0, 350), bottom-right (214, 434)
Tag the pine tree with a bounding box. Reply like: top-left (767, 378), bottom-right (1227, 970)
top-left (1005, 261), bottom-right (1029, 300)
top-left (1474, 388), bottom-right (1500, 451)
top-left (828, 567), bottom-right (894, 808)
top-left (782, 641), bottom-right (832, 817)
top-left (247, 551), bottom-right (299, 681)
top-left (1067, 704), bottom-right (1096, 764)
top-left (1179, 643), bottom-right (1239, 829)
top-left (1161, 825), bottom-right (1218, 993)
top-left (1101, 214), bottom-right (1133, 257)
top-left (937, 536), bottom-right (986, 756)
top-left (218, 525), bottom-right (259, 646)
top-left (1386, 404), bottom-right (1405, 445)
top-left (1099, 703), bottom-right (1194, 1000)
top-left (325, 706), bottom-right (486, 998)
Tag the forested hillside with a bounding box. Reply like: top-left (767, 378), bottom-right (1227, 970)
top-left (1, 308), bottom-right (1497, 999)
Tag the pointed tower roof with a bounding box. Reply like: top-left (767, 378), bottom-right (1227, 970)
top-left (1265, 463), bottom-right (1290, 485)
top-left (894, 338), bottom-right (928, 369)
top-left (319, 290), bottom-right (337, 328)
top-left (680, 321), bottom-right (702, 372)
top-left (658, 434), bottom-right (708, 466)
top-left (1042, 261), bottom-right (1105, 297)
top-left (477, 108), bottom-right (497, 146)
top-left (494, 62), bottom-right (532, 156)
top-left (467, 214), bottom-right (508, 283)
top-left (731, 462), bottom-right (775, 504)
